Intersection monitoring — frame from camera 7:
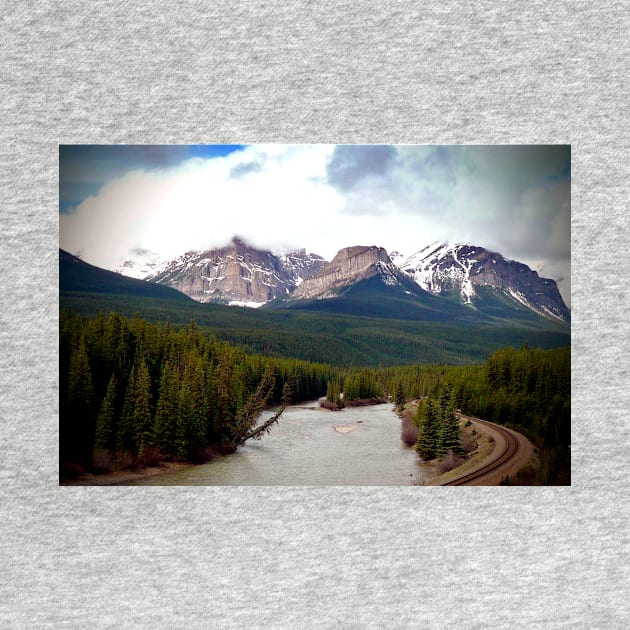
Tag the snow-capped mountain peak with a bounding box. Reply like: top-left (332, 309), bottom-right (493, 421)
top-left (115, 238), bottom-right (569, 323)
top-left (116, 249), bottom-right (171, 280)
top-left (394, 242), bottom-right (570, 321)
top-left (128, 238), bottom-right (328, 306)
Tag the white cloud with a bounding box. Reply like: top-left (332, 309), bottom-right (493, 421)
top-left (60, 144), bottom-right (571, 306)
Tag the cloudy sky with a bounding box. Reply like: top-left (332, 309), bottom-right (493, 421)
top-left (59, 144), bottom-right (571, 305)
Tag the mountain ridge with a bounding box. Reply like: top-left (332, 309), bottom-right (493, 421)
top-left (145, 237), bottom-right (327, 307)
top-left (108, 237), bottom-right (569, 324)
top-left (59, 248), bottom-right (570, 367)
top-left (393, 242), bottom-right (570, 322)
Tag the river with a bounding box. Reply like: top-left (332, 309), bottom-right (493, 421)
top-left (124, 400), bottom-right (435, 485)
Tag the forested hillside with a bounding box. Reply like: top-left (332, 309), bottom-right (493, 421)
top-left (60, 249), bottom-right (570, 367)
top-left (60, 311), bottom-right (336, 475)
top-left (378, 346), bottom-right (571, 484)
top-left (61, 290), bottom-right (570, 367)
top-left (60, 311), bottom-right (570, 484)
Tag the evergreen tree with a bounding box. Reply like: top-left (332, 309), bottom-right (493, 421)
top-left (115, 358), bottom-right (152, 456)
top-left (176, 353), bottom-right (208, 459)
top-left (152, 360), bottom-right (180, 457)
top-left (133, 358), bottom-right (153, 456)
top-left (326, 379), bottom-right (342, 408)
top-left (117, 364), bottom-right (136, 453)
top-left (415, 399), bottom-right (439, 460)
top-left (437, 400), bottom-right (463, 457)
top-left (282, 380), bottom-right (293, 406)
top-left (395, 380), bottom-right (406, 408)
top-left (94, 373), bottom-right (117, 451)
top-left (64, 334), bottom-right (95, 462)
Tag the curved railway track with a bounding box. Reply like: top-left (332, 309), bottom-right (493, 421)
top-left (441, 417), bottom-right (522, 486)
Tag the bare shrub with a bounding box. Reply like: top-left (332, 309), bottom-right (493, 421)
top-left (139, 446), bottom-right (164, 468)
top-left (319, 399), bottom-right (340, 411)
top-left (400, 419), bottom-right (419, 446)
top-left (113, 451), bottom-right (138, 471)
top-left (438, 450), bottom-right (465, 473)
top-left (92, 449), bottom-right (114, 473)
top-left (460, 431), bottom-right (477, 455)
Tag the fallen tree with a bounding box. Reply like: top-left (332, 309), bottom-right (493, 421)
top-left (225, 371), bottom-right (290, 451)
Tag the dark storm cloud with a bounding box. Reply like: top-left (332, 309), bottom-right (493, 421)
top-left (59, 145), bottom-right (246, 213)
top-left (326, 145), bottom-right (397, 191)
top-left (323, 144), bottom-right (571, 304)
top-left (59, 145), bottom-right (192, 213)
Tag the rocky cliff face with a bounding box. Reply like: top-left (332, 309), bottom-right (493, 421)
top-left (132, 236), bottom-right (569, 322)
top-left (147, 238), bottom-right (327, 306)
top-left (291, 245), bottom-right (410, 300)
top-left (393, 243), bottom-right (570, 322)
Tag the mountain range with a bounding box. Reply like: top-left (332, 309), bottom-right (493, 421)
top-left (125, 237), bottom-right (569, 324)
top-left (60, 246), bottom-right (570, 367)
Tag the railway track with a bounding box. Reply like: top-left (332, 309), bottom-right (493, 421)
top-left (441, 417), bottom-right (522, 486)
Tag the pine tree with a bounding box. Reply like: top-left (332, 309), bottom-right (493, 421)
top-left (437, 400), bottom-right (463, 457)
top-left (176, 353), bottom-right (208, 460)
top-left (133, 358), bottom-right (153, 456)
top-left (94, 373), bottom-right (117, 451)
top-left (415, 399), bottom-right (439, 460)
top-left (65, 334), bottom-right (95, 462)
top-left (395, 380), bottom-right (406, 408)
top-left (153, 360), bottom-right (180, 457)
top-left (116, 364), bottom-right (136, 454)
top-left (282, 381), bottom-right (293, 406)
top-left (326, 379), bottom-right (342, 408)
top-left (115, 358), bottom-right (152, 456)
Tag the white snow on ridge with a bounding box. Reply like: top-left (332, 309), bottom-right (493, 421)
top-left (375, 260), bottom-right (402, 286)
top-left (506, 288), bottom-right (563, 321)
top-left (394, 242), bottom-right (467, 296)
top-left (228, 300), bottom-right (266, 308)
top-left (451, 246), bottom-right (476, 304)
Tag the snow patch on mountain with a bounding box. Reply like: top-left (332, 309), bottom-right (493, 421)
top-left (128, 238), bottom-right (328, 306)
top-left (392, 242), bottom-right (569, 322)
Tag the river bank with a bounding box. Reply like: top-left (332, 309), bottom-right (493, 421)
top-left (61, 461), bottom-right (195, 486)
top-left (395, 401), bottom-right (535, 485)
top-left (394, 400), bottom-right (498, 485)
top-left (112, 400), bottom-right (429, 485)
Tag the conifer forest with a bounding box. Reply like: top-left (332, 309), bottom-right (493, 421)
top-left (60, 310), bottom-right (570, 484)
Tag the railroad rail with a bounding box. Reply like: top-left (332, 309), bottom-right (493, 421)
top-left (441, 417), bottom-right (521, 486)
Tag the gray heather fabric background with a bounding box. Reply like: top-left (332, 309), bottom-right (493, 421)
top-left (1, 2), bottom-right (628, 628)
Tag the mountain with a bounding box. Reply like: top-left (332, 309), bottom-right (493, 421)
top-left (273, 244), bottom-right (480, 321)
top-left (115, 247), bottom-right (167, 279)
top-left (274, 242), bottom-right (570, 325)
top-left (116, 236), bottom-right (569, 325)
top-left (59, 249), bottom-right (192, 302)
top-left (392, 243), bottom-right (570, 322)
top-left (61, 248), bottom-right (570, 367)
top-left (290, 245), bottom-right (416, 299)
top-left (145, 238), bottom-right (327, 307)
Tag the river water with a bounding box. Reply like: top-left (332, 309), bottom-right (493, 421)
top-left (124, 400), bottom-right (434, 485)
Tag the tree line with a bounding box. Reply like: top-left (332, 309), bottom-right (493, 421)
top-left (60, 311), bottom-right (336, 474)
top-left (61, 290), bottom-right (570, 368)
top-left (61, 310), bottom-right (569, 484)
top-left (324, 368), bottom-right (385, 408)
top-left (379, 345), bottom-right (571, 484)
